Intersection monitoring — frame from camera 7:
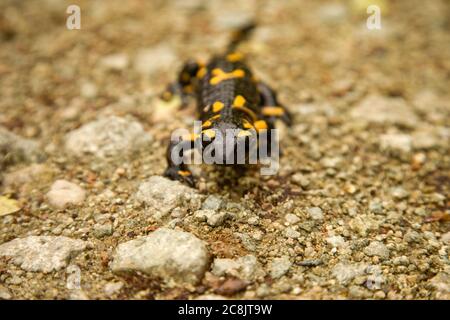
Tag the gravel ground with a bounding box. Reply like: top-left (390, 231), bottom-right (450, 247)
top-left (0, 0), bottom-right (449, 300)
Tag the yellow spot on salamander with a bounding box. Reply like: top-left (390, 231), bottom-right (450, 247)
top-left (209, 114), bottom-right (221, 120)
top-left (237, 130), bottom-right (252, 138)
top-left (253, 120), bottom-right (268, 132)
top-left (210, 69), bottom-right (245, 85)
top-left (262, 106), bottom-right (285, 117)
top-left (226, 52), bottom-right (243, 62)
top-left (196, 67), bottom-right (207, 79)
top-left (178, 170), bottom-right (192, 176)
top-left (243, 119), bottom-right (254, 129)
top-left (182, 133), bottom-right (200, 141)
top-left (212, 101), bottom-right (224, 112)
top-left (202, 120), bottom-right (212, 128)
top-left (202, 129), bottom-right (216, 139)
top-left (233, 95), bottom-right (246, 107)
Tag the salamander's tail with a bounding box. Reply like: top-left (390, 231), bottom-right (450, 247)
top-left (226, 22), bottom-right (256, 53)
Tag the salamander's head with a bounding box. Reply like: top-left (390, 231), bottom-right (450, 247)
top-left (201, 114), bottom-right (258, 163)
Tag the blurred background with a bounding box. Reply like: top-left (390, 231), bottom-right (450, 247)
top-left (0, 0), bottom-right (449, 300)
top-left (0, 0), bottom-right (448, 140)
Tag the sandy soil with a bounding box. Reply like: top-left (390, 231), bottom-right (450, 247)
top-left (0, 0), bottom-right (449, 300)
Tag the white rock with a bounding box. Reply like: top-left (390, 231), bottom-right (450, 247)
top-left (201, 195), bottom-right (223, 211)
top-left (379, 133), bottom-right (412, 153)
top-left (194, 209), bottom-right (232, 227)
top-left (269, 256), bottom-right (292, 279)
top-left (308, 207), bottom-right (324, 220)
top-left (0, 236), bottom-right (86, 273)
top-left (134, 45), bottom-right (176, 75)
top-left (135, 176), bottom-right (202, 217)
top-left (317, 3), bottom-right (348, 23)
top-left (211, 255), bottom-right (264, 281)
top-left (65, 116), bottom-right (152, 160)
top-left (440, 232), bottom-right (450, 244)
top-left (351, 95), bottom-right (418, 127)
top-left (80, 81), bottom-right (98, 98)
top-left (291, 173), bottom-right (310, 188)
top-left (103, 282), bottom-right (124, 297)
top-left (428, 272), bottom-right (450, 296)
top-left (284, 227), bottom-right (300, 238)
top-left (0, 285), bottom-right (12, 300)
top-left (390, 186), bottom-right (409, 199)
top-left (110, 228), bottom-right (210, 284)
top-left (332, 262), bottom-right (367, 285)
top-left (364, 241), bottom-right (390, 259)
top-left (321, 157), bottom-right (342, 168)
top-left (100, 53), bottom-right (129, 71)
top-left (213, 11), bottom-right (254, 30)
top-left (326, 235), bottom-right (347, 248)
top-left (285, 213), bottom-right (300, 225)
top-left (46, 180), bottom-right (85, 209)
top-left (412, 130), bottom-right (439, 149)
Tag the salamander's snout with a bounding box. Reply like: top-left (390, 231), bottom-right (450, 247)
top-left (201, 122), bottom-right (257, 163)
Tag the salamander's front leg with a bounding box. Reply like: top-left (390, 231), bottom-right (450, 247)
top-left (164, 138), bottom-right (196, 187)
top-left (257, 81), bottom-right (292, 126)
top-left (160, 60), bottom-right (202, 108)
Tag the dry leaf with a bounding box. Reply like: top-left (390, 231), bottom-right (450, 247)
top-left (0, 196), bottom-right (21, 216)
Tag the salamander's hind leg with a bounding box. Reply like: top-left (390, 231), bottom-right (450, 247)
top-left (257, 81), bottom-right (292, 126)
top-left (164, 138), bottom-right (197, 187)
top-left (160, 60), bottom-right (202, 108)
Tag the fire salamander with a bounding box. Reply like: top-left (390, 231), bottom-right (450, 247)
top-left (161, 23), bottom-right (292, 186)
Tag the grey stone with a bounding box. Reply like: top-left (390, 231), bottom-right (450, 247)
top-left (194, 209), bottom-right (232, 227)
top-left (403, 230), bottom-right (421, 243)
top-left (0, 236), bottom-right (86, 273)
top-left (46, 180), bottom-right (86, 209)
top-left (284, 227), bottom-right (300, 238)
top-left (441, 232), bottom-right (450, 245)
top-left (135, 176), bottom-right (202, 217)
top-left (100, 53), bottom-right (129, 71)
top-left (379, 133), bottom-right (412, 153)
top-left (65, 116), bottom-right (152, 160)
top-left (390, 186), bottom-right (409, 199)
top-left (110, 228), bottom-right (210, 284)
top-left (201, 195), bottom-right (223, 211)
top-left (291, 173), bottom-right (310, 188)
top-left (269, 256), bottom-right (292, 279)
top-left (332, 262), bottom-right (367, 285)
top-left (326, 235), bottom-right (347, 248)
top-left (285, 213), bottom-right (300, 225)
top-left (364, 241), bottom-right (390, 259)
top-left (103, 282), bottom-right (124, 297)
top-left (308, 207), bottom-right (324, 220)
top-left (134, 45), bottom-right (176, 75)
top-left (211, 255), bottom-right (264, 281)
top-left (369, 200), bottom-right (383, 214)
top-left (0, 285), bottom-right (12, 300)
top-left (93, 223), bottom-right (113, 238)
top-left (351, 95), bottom-right (419, 127)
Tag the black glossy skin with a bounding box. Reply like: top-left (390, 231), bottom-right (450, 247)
top-left (161, 27), bottom-right (292, 186)
top-left (197, 56), bottom-right (260, 126)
